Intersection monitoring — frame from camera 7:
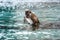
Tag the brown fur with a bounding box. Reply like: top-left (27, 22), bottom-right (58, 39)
top-left (25, 10), bottom-right (40, 30)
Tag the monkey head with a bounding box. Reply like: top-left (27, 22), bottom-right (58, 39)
top-left (25, 9), bottom-right (31, 18)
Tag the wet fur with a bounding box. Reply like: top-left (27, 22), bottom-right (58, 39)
top-left (25, 10), bottom-right (40, 31)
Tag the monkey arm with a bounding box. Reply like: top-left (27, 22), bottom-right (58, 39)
top-left (24, 17), bottom-right (33, 24)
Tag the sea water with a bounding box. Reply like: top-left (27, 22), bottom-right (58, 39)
top-left (0, 2), bottom-right (60, 40)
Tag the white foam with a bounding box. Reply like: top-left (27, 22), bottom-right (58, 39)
top-left (2, 0), bottom-right (60, 2)
top-left (23, 37), bottom-right (29, 39)
top-left (15, 31), bottom-right (32, 35)
top-left (25, 9), bottom-right (30, 11)
top-left (0, 0), bottom-right (59, 6)
top-left (42, 32), bottom-right (51, 34)
top-left (0, 33), bottom-right (5, 38)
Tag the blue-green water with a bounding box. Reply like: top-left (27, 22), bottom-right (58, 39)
top-left (0, 29), bottom-right (60, 40)
top-left (0, 2), bottom-right (60, 40)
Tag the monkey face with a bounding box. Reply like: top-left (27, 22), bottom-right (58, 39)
top-left (25, 10), bottom-right (31, 16)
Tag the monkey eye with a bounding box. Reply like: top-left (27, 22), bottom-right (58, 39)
top-left (25, 11), bottom-right (28, 13)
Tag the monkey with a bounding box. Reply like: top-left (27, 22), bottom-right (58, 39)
top-left (24, 9), bottom-right (40, 30)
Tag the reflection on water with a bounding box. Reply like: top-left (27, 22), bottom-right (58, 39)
top-left (0, 29), bottom-right (60, 40)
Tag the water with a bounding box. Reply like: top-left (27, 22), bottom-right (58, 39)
top-left (0, 29), bottom-right (60, 40)
top-left (0, 2), bottom-right (60, 40)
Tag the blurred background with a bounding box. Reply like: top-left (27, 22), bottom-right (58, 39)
top-left (0, 0), bottom-right (60, 40)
